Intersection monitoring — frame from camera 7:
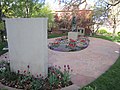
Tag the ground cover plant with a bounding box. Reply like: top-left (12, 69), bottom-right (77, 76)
top-left (0, 60), bottom-right (73, 90)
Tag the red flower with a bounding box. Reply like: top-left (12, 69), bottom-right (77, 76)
top-left (70, 39), bottom-right (76, 42)
top-left (48, 67), bottom-right (51, 70)
top-left (54, 41), bottom-right (59, 45)
top-left (24, 70), bottom-right (26, 73)
top-left (67, 65), bottom-right (69, 68)
top-left (17, 70), bottom-right (20, 74)
top-left (69, 43), bottom-right (76, 48)
top-left (64, 65), bottom-right (66, 68)
top-left (58, 66), bottom-right (61, 69)
top-left (67, 65), bottom-right (70, 69)
top-left (37, 75), bottom-right (39, 77)
top-left (81, 39), bottom-right (85, 42)
top-left (27, 65), bottom-right (30, 68)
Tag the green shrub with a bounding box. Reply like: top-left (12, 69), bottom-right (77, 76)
top-left (97, 28), bottom-right (107, 34)
top-left (0, 21), bottom-right (4, 30)
top-left (0, 42), bottom-right (8, 55)
top-left (107, 32), bottom-right (112, 36)
top-left (117, 32), bottom-right (120, 37)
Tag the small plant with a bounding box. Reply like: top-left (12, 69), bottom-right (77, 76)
top-left (81, 86), bottom-right (97, 90)
top-left (0, 61), bottom-right (73, 90)
top-left (62, 65), bottom-right (71, 86)
top-left (31, 78), bottom-right (45, 90)
top-left (48, 65), bottom-right (73, 89)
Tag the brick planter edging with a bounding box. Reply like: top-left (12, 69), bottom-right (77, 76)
top-left (0, 82), bottom-right (22, 90)
top-left (0, 83), bottom-right (80, 90)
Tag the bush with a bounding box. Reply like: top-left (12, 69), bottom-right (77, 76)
top-left (0, 42), bottom-right (8, 56)
top-left (117, 32), bottom-right (120, 37)
top-left (97, 28), bottom-right (107, 34)
top-left (107, 32), bottom-right (112, 36)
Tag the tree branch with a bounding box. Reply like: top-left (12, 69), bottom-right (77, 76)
top-left (106, 0), bottom-right (120, 6)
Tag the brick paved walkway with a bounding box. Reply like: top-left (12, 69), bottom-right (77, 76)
top-left (0, 37), bottom-right (120, 89)
top-left (48, 37), bottom-right (120, 88)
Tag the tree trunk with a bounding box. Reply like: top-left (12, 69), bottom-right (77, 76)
top-left (112, 15), bottom-right (116, 38)
top-left (25, 0), bottom-right (29, 18)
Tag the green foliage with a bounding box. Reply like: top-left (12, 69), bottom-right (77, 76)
top-left (1, 0), bottom-right (53, 21)
top-left (117, 32), bottom-right (120, 37)
top-left (48, 66), bottom-right (62, 89)
top-left (0, 60), bottom-right (18, 81)
top-left (106, 32), bottom-right (112, 36)
top-left (81, 86), bottom-right (97, 90)
top-left (81, 56), bottom-right (120, 90)
top-left (31, 78), bottom-right (44, 90)
top-left (0, 42), bottom-right (8, 55)
top-left (1, 0), bottom-right (54, 29)
top-left (93, 0), bottom-right (108, 24)
top-left (93, 35), bottom-right (113, 41)
top-left (48, 65), bottom-right (72, 89)
top-left (0, 62), bottom-right (72, 89)
top-left (0, 21), bottom-right (4, 30)
top-left (48, 33), bottom-right (67, 38)
top-left (93, 34), bottom-right (120, 42)
top-left (97, 29), bottom-right (107, 34)
top-left (62, 68), bottom-right (71, 85)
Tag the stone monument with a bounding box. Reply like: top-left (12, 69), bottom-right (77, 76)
top-left (5, 18), bottom-right (48, 76)
top-left (71, 16), bottom-right (77, 32)
top-left (68, 16), bottom-right (78, 41)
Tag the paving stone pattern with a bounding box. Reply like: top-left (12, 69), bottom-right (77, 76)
top-left (0, 37), bottom-right (120, 89)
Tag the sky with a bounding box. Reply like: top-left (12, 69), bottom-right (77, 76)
top-left (45, 0), bottom-right (96, 10)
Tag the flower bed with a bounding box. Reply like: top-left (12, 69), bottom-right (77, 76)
top-left (48, 36), bottom-right (90, 52)
top-left (0, 61), bottom-right (73, 90)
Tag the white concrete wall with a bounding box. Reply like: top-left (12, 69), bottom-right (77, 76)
top-left (5, 18), bottom-right (48, 76)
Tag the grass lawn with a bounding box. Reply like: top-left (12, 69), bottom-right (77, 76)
top-left (48, 33), bottom-right (67, 38)
top-left (81, 56), bottom-right (120, 90)
top-left (93, 35), bottom-right (120, 42)
top-left (81, 35), bottom-right (120, 90)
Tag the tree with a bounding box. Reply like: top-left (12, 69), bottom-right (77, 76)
top-left (54, 0), bottom-right (93, 31)
top-left (107, 0), bottom-right (120, 37)
top-left (93, 0), bottom-right (120, 36)
top-left (92, 0), bottom-right (108, 33)
top-left (0, 0), bottom-right (53, 42)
